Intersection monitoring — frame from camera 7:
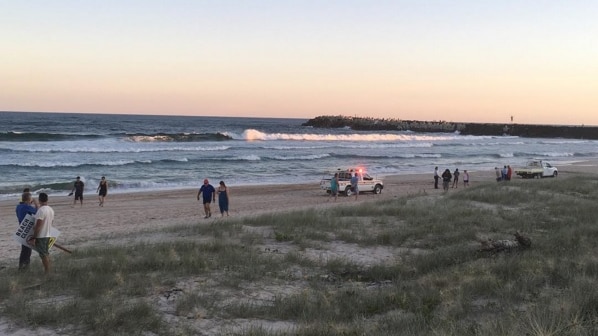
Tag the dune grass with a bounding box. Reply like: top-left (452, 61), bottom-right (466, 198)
top-left (1, 175), bottom-right (598, 335)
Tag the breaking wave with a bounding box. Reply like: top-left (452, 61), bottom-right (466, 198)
top-left (238, 129), bottom-right (459, 142)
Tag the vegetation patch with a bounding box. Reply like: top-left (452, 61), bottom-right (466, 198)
top-left (1, 176), bottom-right (598, 335)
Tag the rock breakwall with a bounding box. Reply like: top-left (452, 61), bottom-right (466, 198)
top-left (302, 116), bottom-right (598, 139)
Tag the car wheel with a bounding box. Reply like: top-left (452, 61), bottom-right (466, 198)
top-left (345, 186), bottom-right (352, 197)
top-left (553, 171), bottom-right (558, 177)
top-left (374, 184), bottom-right (382, 194)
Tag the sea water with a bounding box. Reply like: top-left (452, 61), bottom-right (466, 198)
top-left (1, 111), bottom-right (597, 199)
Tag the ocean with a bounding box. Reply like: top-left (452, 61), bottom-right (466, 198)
top-left (1, 111), bottom-right (597, 200)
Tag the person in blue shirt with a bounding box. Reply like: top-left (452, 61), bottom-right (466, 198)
top-left (328, 173), bottom-right (339, 202)
top-left (15, 192), bottom-right (38, 270)
top-left (197, 179), bottom-right (216, 218)
top-left (351, 172), bottom-right (360, 200)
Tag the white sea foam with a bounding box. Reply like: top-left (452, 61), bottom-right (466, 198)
top-left (241, 129), bottom-right (459, 142)
top-left (1, 144), bottom-right (231, 153)
top-left (127, 135), bottom-right (172, 142)
top-left (226, 155), bottom-right (261, 161)
top-left (270, 154), bottom-right (331, 160)
top-left (532, 152), bottom-right (575, 157)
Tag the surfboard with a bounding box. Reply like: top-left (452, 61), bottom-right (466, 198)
top-left (13, 214), bottom-right (61, 251)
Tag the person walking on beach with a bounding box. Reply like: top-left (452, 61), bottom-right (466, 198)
top-left (97, 176), bottom-right (108, 207)
top-left (217, 181), bottom-right (230, 217)
top-left (70, 176), bottom-right (84, 207)
top-left (463, 170), bottom-right (470, 187)
top-left (495, 167), bottom-right (502, 182)
top-left (506, 165), bottom-right (513, 181)
top-left (452, 168), bottom-right (460, 188)
top-left (27, 192), bottom-right (54, 275)
top-left (433, 167), bottom-right (440, 189)
top-left (329, 173), bottom-right (339, 202)
top-left (442, 169), bottom-right (452, 191)
top-left (16, 191), bottom-right (38, 270)
top-left (197, 179), bottom-right (216, 218)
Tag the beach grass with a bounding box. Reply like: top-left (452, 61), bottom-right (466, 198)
top-left (1, 175), bottom-right (598, 335)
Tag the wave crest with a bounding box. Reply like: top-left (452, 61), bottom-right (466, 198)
top-left (241, 129), bottom-right (459, 141)
top-left (125, 132), bottom-right (232, 142)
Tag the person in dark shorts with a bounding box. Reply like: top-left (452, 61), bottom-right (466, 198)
top-left (452, 168), bottom-right (460, 188)
top-left (71, 176), bottom-right (85, 207)
top-left (27, 192), bottom-right (55, 275)
top-left (197, 179), bottom-right (216, 218)
top-left (97, 176), bottom-right (108, 207)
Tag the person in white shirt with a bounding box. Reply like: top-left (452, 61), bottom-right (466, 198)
top-left (28, 192), bottom-right (54, 275)
top-left (434, 167), bottom-right (440, 189)
top-left (463, 170), bottom-right (470, 187)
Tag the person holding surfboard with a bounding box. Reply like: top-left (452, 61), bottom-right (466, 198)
top-left (27, 192), bottom-right (54, 275)
top-left (70, 176), bottom-right (84, 207)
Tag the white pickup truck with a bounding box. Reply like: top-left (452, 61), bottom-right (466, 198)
top-left (514, 160), bottom-right (558, 179)
top-left (320, 169), bottom-right (384, 196)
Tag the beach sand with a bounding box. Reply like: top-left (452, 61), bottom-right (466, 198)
top-left (0, 163), bottom-right (596, 335)
top-left (1, 163), bottom-right (595, 266)
top-left (0, 172), bottom-right (432, 263)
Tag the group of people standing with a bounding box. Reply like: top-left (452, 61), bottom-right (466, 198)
top-left (12, 177), bottom-right (230, 274)
top-left (13, 174), bottom-right (105, 274)
top-left (197, 179), bottom-right (230, 218)
top-left (434, 167), bottom-right (469, 191)
top-left (11, 175), bottom-right (101, 275)
top-left (328, 171), bottom-right (360, 202)
top-left (495, 165), bottom-right (513, 182)
top-left (15, 190), bottom-right (55, 274)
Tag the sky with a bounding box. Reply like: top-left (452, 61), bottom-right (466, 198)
top-left (1, 1), bottom-right (597, 125)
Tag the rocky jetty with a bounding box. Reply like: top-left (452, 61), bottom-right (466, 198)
top-left (302, 116), bottom-right (598, 139)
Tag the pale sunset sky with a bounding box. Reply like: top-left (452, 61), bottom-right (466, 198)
top-left (1, 1), bottom-right (597, 125)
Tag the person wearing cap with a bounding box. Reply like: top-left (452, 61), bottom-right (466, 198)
top-left (70, 176), bottom-right (85, 207)
top-left (197, 179), bottom-right (216, 218)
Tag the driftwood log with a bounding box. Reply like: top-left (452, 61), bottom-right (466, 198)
top-left (478, 232), bottom-right (532, 253)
